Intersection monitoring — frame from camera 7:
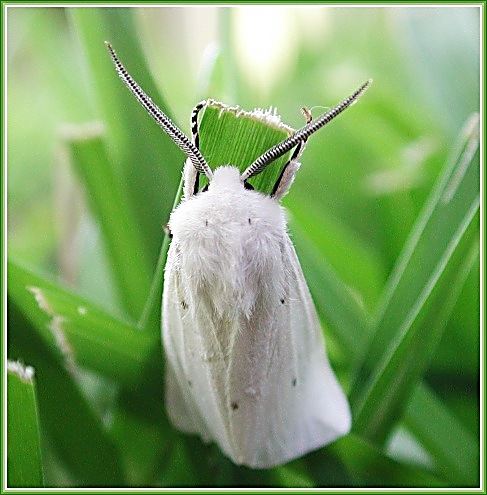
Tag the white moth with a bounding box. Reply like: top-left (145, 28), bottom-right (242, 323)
top-left (106, 42), bottom-right (370, 469)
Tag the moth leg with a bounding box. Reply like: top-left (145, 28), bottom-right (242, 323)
top-left (271, 108), bottom-right (313, 200)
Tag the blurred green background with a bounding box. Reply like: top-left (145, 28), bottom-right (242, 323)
top-left (6, 5), bottom-right (480, 488)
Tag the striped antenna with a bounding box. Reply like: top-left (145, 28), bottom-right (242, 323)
top-left (105, 42), bottom-right (213, 179)
top-left (241, 80), bottom-right (371, 181)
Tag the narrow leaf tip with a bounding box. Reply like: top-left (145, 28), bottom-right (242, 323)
top-left (7, 360), bottom-right (35, 382)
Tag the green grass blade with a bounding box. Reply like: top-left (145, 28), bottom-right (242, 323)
top-left (404, 384), bottom-right (480, 487)
top-left (350, 114), bottom-right (480, 442)
top-left (297, 227), bottom-right (479, 485)
top-left (69, 8), bottom-right (183, 262)
top-left (7, 361), bottom-right (44, 488)
top-left (138, 181), bottom-right (182, 334)
top-left (65, 128), bottom-right (153, 319)
top-left (288, 143), bottom-right (479, 486)
top-left (290, 221), bottom-right (369, 360)
top-left (137, 232), bottom-right (171, 334)
top-left (8, 259), bottom-right (157, 385)
top-left (271, 465), bottom-right (315, 488)
top-left (289, 194), bottom-right (384, 311)
top-left (198, 101), bottom-right (293, 193)
top-left (292, 213), bottom-right (479, 487)
top-left (334, 435), bottom-right (446, 488)
top-left (8, 300), bottom-right (125, 486)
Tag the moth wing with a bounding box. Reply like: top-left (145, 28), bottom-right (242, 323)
top-left (162, 245), bottom-right (212, 442)
top-left (226, 235), bottom-right (351, 468)
top-left (162, 244), bottom-right (235, 457)
top-left (285, 237), bottom-right (352, 442)
top-left (163, 234), bottom-right (351, 469)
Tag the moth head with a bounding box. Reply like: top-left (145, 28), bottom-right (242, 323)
top-left (198, 167), bottom-right (255, 195)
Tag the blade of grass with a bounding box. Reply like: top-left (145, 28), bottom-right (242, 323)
top-left (289, 193), bottom-right (384, 311)
top-left (218, 8), bottom-right (238, 102)
top-left (64, 126), bottom-right (153, 320)
top-left (138, 181), bottom-right (182, 334)
top-left (350, 114), bottom-right (480, 443)
top-left (271, 465), bottom-right (315, 488)
top-left (290, 220), bottom-right (369, 359)
top-left (404, 384), bottom-right (480, 487)
top-left (7, 361), bottom-right (44, 488)
top-left (198, 101), bottom-right (293, 193)
top-left (333, 435), bottom-right (446, 488)
top-left (352, 229), bottom-right (478, 441)
top-left (289, 167), bottom-right (478, 486)
top-left (8, 301), bottom-right (125, 486)
top-left (8, 259), bottom-right (157, 385)
top-left (69, 8), bottom-right (183, 262)
top-left (108, 406), bottom-right (174, 486)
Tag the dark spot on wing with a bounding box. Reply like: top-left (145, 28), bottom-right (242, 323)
top-left (231, 401), bottom-right (239, 411)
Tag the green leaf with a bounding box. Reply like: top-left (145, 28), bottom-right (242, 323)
top-left (138, 187), bottom-right (180, 334)
top-left (288, 136), bottom-right (478, 486)
top-left (8, 259), bottom-right (157, 385)
top-left (288, 194), bottom-right (385, 310)
top-left (69, 8), bottom-right (183, 262)
top-left (65, 128), bottom-right (153, 319)
top-left (334, 435), bottom-right (446, 488)
top-left (271, 465), bottom-right (315, 488)
top-left (292, 216), bottom-right (478, 487)
top-left (198, 101), bottom-right (293, 193)
top-left (7, 361), bottom-right (44, 488)
top-left (350, 114), bottom-right (480, 442)
top-left (8, 301), bottom-right (125, 486)
top-left (290, 220), bottom-right (371, 360)
top-left (108, 409), bottom-right (173, 486)
top-left (404, 384), bottom-right (479, 486)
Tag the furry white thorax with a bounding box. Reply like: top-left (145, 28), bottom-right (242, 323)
top-left (169, 166), bottom-right (287, 319)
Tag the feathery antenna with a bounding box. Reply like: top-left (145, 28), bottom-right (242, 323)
top-left (105, 42), bottom-right (213, 179)
top-left (241, 80), bottom-right (371, 181)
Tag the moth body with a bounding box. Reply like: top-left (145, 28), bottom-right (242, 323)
top-left (163, 164), bottom-right (352, 468)
top-left (105, 41), bottom-right (371, 469)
